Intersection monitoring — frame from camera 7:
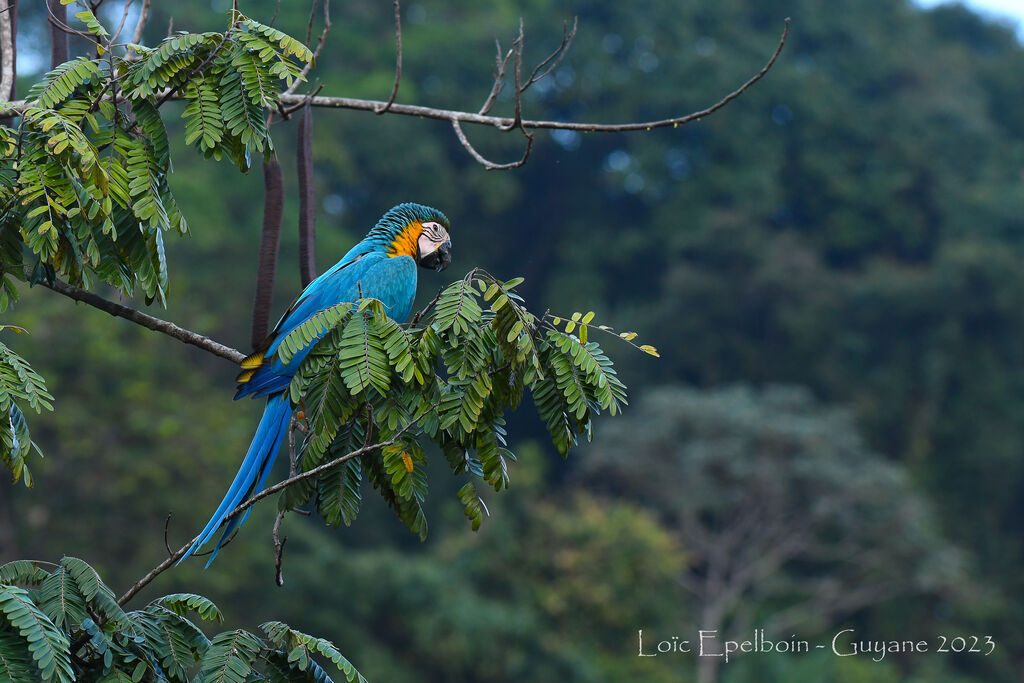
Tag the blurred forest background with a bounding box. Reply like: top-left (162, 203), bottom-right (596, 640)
top-left (3, 0), bottom-right (1024, 680)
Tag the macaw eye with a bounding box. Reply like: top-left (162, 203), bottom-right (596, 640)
top-left (420, 221), bottom-right (448, 243)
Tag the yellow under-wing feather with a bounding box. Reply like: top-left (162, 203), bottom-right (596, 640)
top-left (240, 351), bottom-right (265, 370)
top-left (236, 368), bottom-right (257, 384)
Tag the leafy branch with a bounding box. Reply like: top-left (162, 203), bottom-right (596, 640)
top-left (0, 556), bottom-right (367, 682)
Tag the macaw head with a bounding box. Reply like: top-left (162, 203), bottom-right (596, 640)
top-left (373, 203), bottom-right (452, 271)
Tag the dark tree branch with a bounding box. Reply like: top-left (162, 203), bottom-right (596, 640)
top-left (48, 0), bottom-right (69, 68)
top-left (45, 1), bottom-right (70, 66)
top-left (374, 0), bottom-right (402, 114)
top-left (408, 286), bottom-right (443, 327)
top-left (297, 100), bottom-right (317, 287)
top-left (251, 159), bottom-right (285, 349)
top-left (40, 278), bottom-right (245, 364)
top-left (43, 1), bottom-right (93, 42)
top-left (163, 512), bottom-right (173, 556)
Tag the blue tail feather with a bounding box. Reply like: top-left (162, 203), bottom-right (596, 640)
top-left (180, 393), bottom-right (292, 566)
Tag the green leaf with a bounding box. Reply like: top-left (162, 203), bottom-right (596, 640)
top-left (154, 593), bottom-right (224, 623)
top-left (196, 629), bottom-right (263, 683)
top-left (0, 585), bottom-right (74, 683)
top-left (74, 10), bottom-right (110, 38)
top-left (457, 481), bottom-right (488, 531)
top-left (260, 622), bottom-right (367, 683)
top-left (0, 561), bottom-right (50, 587)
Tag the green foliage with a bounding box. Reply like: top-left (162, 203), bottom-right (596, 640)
top-left (0, 9), bottom-right (311, 484)
top-left (281, 270), bottom-right (643, 538)
top-left (0, 330), bottom-right (52, 487)
top-left (0, 557), bottom-right (364, 682)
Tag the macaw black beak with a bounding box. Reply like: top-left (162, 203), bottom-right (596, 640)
top-left (421, 240), bottom-right (452, 272)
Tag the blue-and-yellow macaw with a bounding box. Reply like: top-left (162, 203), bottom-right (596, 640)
top-left (182, 203), bottom-right (452, 565)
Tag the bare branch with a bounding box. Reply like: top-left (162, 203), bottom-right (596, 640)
top-left (40, 278), bottom-right (245, 364)
top-left (2, 18), bottom-right (790, 141)
top-left (130, 0), bottom-right (149, 45)
top-left (163, 512), bottom-right (173, 556)
top-left (501, 18), bottom-right (525, 132)
top-left (44, 1), bottom-right (93, 42)
top-left (118, 540), bottom-right (190, 605)
top-left (478, 39), bottom-right (513, 116)
top-left (522, 17), bottom-right (577, 94)
top-left (110, 0), bottom-right (134, 46)
top-left (281, 0), bottom-right (331, 99)
top-left (305, 17), bottom-right (787, 133)
top-left (304, 0), bottom-right (318, 46)
top-left (272, 510), bottom-right (287, 586)
top-left (452, 118), bottom-right (532, 170)
top-left (409, 286), bottom-right (443, 327)
top-left (374, 0), bottom-right (402, 114)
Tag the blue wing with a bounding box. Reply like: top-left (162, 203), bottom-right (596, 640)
top-left (235, 253), bottom-right (418, 399)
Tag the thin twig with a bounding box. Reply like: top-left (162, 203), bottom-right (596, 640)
top-left (282, 0), bottom-right (331, 99)
top-left (281, 82), bottom-right (323, 116)
top-left (272, 511), bottom-right (287, 586)
top-left (130, 0), bottom-right (149, 45)
top-left (409, 286), bottom-right (443, 327)
top-left (522, 17), bottom-right (577, 94)
top-left (272, 414), bottom-right (301, 587)
top-left (42, 2), bottom-right (93, 42)
top-left (118, 542), bottom-right (190, 606)
top-left (452, 118), bottom-right (532, 170)
top-left (374, 0), bottom-right (402, 114)
top-left (478, 40), bottom-right (513, 116)
top-left (117, 426), bottom-right (415, 607)
top-left (222, 427), bottom-right (410, 525)
top-left (304, 0), bottom-right (318, 46)
top-left (110, 0), bottom-right (134, 46)
top-left (163, 512), bottom-right (173, 556)
top-left (40, 278), bottom-right (245, 364)
top-left (501, 19), bottom-right (525, 132)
